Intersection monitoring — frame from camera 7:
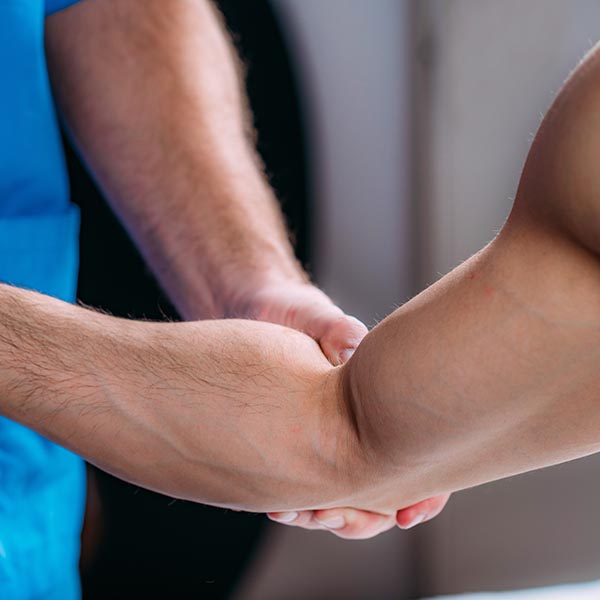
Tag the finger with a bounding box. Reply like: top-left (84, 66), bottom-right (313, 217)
top-left (254, 283), bottom-right (368, 366)
top-left (396, 494), bottom-right (451, 529)
top-left (316, 314), bottom-right (369, 366)
top-left (267, 510), bottom-right (321, 530)
top-left (312, 508), bottom-right (396, 540)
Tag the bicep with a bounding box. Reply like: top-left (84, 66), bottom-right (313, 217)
top-left (515, 42), bottom-right (600, 256)
top-left (345, 170), bottom-right (600, 511)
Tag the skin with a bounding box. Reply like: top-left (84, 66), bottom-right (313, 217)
top-left (0, 286), bottom-right (429, 540)
top-left (0, 283), bottom-right (471, 538)
top-left (1, 30), bottom-right (599, 541)
top-left (339, 45), bottom-right (600, 513)
top-left (44, 0), bottom-right (439, 537)
top-left (0, 290), bottom-right (352, 512)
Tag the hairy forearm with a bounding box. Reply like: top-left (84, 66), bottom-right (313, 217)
top-left (45, 0), bottom-right (304, 319)
top-left (0, 285), bottom-right (357, 511)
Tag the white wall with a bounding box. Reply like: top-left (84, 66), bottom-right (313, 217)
top-left (273, 0), bottom-right (416, 324)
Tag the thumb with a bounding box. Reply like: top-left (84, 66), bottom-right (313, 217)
top-left (317, 314), bottom-right (368, 366)
top-left (256, 283), bottom-right (369, 366)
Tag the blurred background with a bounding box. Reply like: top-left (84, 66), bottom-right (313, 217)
top-left (70, 0), bottom-right (600, 598)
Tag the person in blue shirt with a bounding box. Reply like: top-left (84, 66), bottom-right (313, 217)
top-left (2, 0), bottom-right (600, 598)
top-left (2, 0), bottom-right (446, 596)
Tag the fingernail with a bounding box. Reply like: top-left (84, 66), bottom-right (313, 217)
top-left (404, 514), bottom-right (426, 529)
top-left (339, 348), bottom-right (356, 364)
top-left (316, 515), bottom-right (346, 530)
top-left (270, 511), bottom-right (298, 523)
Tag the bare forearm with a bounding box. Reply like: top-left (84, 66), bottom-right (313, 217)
top-left (45, 0), bottom-right (304, 319)
top-left (0, 285), bottom-right (354, 511)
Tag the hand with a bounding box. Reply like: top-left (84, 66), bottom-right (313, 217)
top-left (235, 280), bottom-right (367, 365)
top-left (267, 493), bottom-right (451, 540)
top-left (233, 279), bottom-right (451, 538)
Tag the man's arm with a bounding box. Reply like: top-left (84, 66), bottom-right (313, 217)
top-left (44, 0), bottom-right (412, 536)
top-left (45, 0), bottom-right (303, 321)
top-left (45, 0), bottom-right (451, 535)
top-left (44, 0), bottom-right (368, 365)
top-left (0, 284), bottom-right (359, 512)
top-left (2, 39), bottom-right (599, 521)
top-left (339, 45), bottom-right (600, 514)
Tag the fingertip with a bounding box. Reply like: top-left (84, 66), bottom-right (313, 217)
top-left (268, 510), bottom-right (319, 529)
top-left (396, 509), bottom-right (427, 529)
top-left (314, 512), bottom-right (346, 531)
top-left (338, 347), bottom-right (356, 364)
top-left (396, 494), bottom-right (451, 529)
top-left (314, 509), bottom-right (396, 540)
top-left (267, 511), bottom-right (299, 524)
top-left (321, 315), bottom-right (368, 366)
top-left (343, 315), bottom-right (369, 344)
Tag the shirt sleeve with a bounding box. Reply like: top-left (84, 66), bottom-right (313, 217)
top-left (45, 0), bottom-right (83, 16)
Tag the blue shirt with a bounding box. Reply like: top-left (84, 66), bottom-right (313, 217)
top-left (0, 1), bottom-right (85, 597)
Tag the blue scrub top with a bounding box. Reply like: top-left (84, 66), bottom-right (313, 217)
top-left (0, 0), bottom-right (86, 598)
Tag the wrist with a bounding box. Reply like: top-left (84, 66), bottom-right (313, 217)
top-left (171, 241), bottom-right (307, 321)
top-left (147, 189), bottom-right (307, 321)
top-left (154, 247), bottom-right (306, 322)
top-left (220, 264), bottom-right (309, 318)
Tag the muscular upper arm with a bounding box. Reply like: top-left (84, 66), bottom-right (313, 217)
top-left (340, 43), bottom-right (600, 514)
top-left (514, 43), bottom-right (600, 257)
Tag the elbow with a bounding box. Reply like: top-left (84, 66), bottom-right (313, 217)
top-left (335, 345), bottom-right (451, 512)
top-left (330, 355), bottom-right (406, 510)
